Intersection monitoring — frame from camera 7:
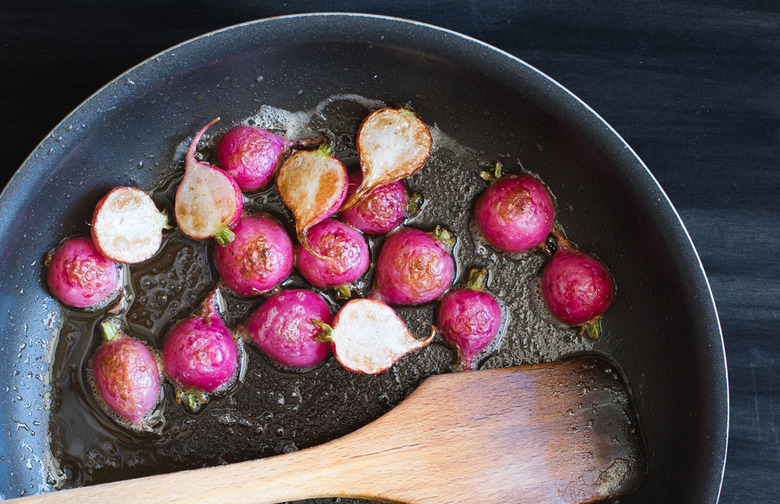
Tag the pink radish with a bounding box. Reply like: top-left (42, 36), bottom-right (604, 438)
top-left (162, 289), bottom-right (240, 411)
top-left (242, 289), bottom-right (332, 369)
top-left (340, 170), bottom-right (422, 235)
top-left (276, 143), bottom-right (348, 254)
top-left (296, 218), bottom-right (370, 295)
top-left (541, 229), bottom-right (615, 339)
top-left (213, 215), bottom-right (294, 297)
top-left (91, 186), bottom-right (169, 264)
top-left (175, 118), bottom-right (244, 245)
top-left (437, 268), bottom-right (503, 370)
top-left (313, 298), bottom-right (434, 375)
top-left (46, 236), bottom-right (120, 310)
top-left (341, 107), bottom-right (432, 210)
top-left (215, 125), bottom-right (285, 191)
top-left (91, 320), bottom-right (161, 429)
top-left (371, 226), bottom-right (455, 306)
top-left (473, 162), bottom-right (555, 254)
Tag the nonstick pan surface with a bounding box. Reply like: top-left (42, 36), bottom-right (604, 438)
top-left (0, 13), bottom-right (727, 502)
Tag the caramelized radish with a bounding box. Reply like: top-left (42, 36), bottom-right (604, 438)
top-left (215, 125), bottom-right (285, 191)
top-left (340, 170), bottom-right (421, 235)
top-left (46, 236), bottom-right (121, 310)
top-left (175, 118), bottom-right (244, 245)
top-left (91, 187), bottom-right (169, 264)
top-left (276, 144), bottom-right (348, 253)
top-left (341, 107), bottom-right (432, 210)
top-left (313, 298), bottom-right (434, 375)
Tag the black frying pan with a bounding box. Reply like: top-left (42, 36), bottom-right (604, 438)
top-left (0, 13), bottom-right (727, 502)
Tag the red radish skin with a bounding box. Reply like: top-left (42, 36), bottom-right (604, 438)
top-left (541, 230), bottom-right (615, 339)
top-left (175, 118), bottom-right (244, 245)
top-left (215, 125), bottom-right (285, 191)
top-left (314, 298), bottom-right (434, 374)
top-left (91, 322), bottom-right (161, 428)
top-left (243, 289), bottom-right (333, 369)
top-left (342, 107), bottom-right (432, 210)
top-left (46, 236), bottom-right (120, 310)
top-left (276, 144), bottom-right (348, 255)
top-left (91, 186), bottom-right (169, 264)
top-left (297, 218), bottom-right (370, 292)
top-left (371, 226), bottom-right (455, 306)
top-left (214, 215), bottom-right (294, 297)
top-left (162, 290), bottom-right (239, 410)
top-left (340, 170), bottom-right (411, 235)
top-left (473, 162), bottom-right (555, 254)
top-left (437, 268), bottom-right (502, 370)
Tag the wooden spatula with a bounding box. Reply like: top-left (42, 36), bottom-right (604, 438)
top-left (12, 357), bottom-right (645, 504)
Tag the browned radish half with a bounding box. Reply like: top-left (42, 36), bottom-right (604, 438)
top-left (276, 144), bottom-right (348, 254)
top-left (175, 118), bottom-right (244, 245)
top-left (91, 187), bottom-right (168, 264)
top-left (314, 298), bottom-right (434, 374)
top-left (341, 107), bottom-right (432, 210)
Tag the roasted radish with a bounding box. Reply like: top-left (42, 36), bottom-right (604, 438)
top-left (341, 107), bottom-right (432, 210)
top-left (175, 118), bottom-right (244, 245)
top-left (243, 289), bottom-right (333, 369)
top-left (340, 170), bottom-right (421, 235)
top-left (91, 186), bottom-right (169, 264)
top-left (46, 236), bottom-right (121, 310)
top-left (371, 226), bottom-right (455, 306)
top-left (213, 215), bottom-right (294, 297)
top-left (313, 298), bottom-right (434, 374)
top-left (215, 125), bottom-right (285, 191)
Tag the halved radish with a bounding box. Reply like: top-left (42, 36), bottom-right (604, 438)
top-left (313, 298), bottom-right (434, 374)
top-left (276, 143), bottom-right (348, 253)
top-left (175, 118), bottom-right (244, 246)
top-left (341, 107), bottom-right (432, 210)
top-left (91, 187), bottom-right (168, 264)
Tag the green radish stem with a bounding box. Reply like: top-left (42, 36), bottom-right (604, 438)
top-left (581, 321), bottom-right (601, 340)
top-left (479, 161), bottom-right (504, 183)
top-left (311, 319), bottom-right (334, 343)
top-left (432, 225), bottom-right (456, 251)
top-left (100, 321), bottom-right (121, 342)
top-left (465, 268), bottom-right (489, 291)
top-left (214, 225), bottom-right (236, 247)
top-left (406, 191), bottom-right (425, 215)
top-left (176, 389), bottom-right (209, 412)
top-left (314, 143), bottom-right (333, 159)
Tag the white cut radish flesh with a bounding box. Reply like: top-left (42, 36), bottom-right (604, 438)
top-left (175, 118), bottom-right (244, 245)
top-left (91, 187), bottom-right (168, 264)
top-left (314, 298), bottom-right (434, 374)
top-left (341, 107), bottom-right (432, 210)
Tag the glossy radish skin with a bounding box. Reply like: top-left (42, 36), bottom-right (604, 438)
top-left (91, 186), bottom-right (168, 264)
top-left (473, 163), bottom-right (555, 254)
top-left (542, 231), bottom-right (615, 339)
top-left (215, 125), bottom-right (285, 191)
top-left (214, 215), bottom-right (294, 297)
top-left (47, 236), bottom-right (120, 309)
top-left (244, 289), bottom-right (333, 369)
top-left (276, 144), bottom-right (348, 254)
top-left (92, 322), bottom-right (161, 427)
top-left (437, 268), bottom-right (502, 370)
top-left (175, 118), bottom-right (244, 245)
top-left (342, 107), bottom-right (432, 210)
top-left (297, 219), bottom-right (370, 289)
top-left (340, 170), bottom-right (408, 235)
top-left (162, 290), bottom-right (239, 397)
top-left (314, 298), bottom-right (434, 374)
top-left (372, 227), bottom-right (455, 306)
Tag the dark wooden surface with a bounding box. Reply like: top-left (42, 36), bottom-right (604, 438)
top-left (1, 1), bottom-right (778, 502)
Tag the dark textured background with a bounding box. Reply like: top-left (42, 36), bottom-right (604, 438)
top-left (2, 1), bottom-right (778, 501)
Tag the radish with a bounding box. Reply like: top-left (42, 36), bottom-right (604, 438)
top-left (371, 226), bottom-right (455, 306)
top-left (242, 289), bottom-right (332, 369)
top-left (162, 289), bottom-right (240, 411)
top-left (175, 118), bottom-right (244, 246)
top-left (340, 169), bottom-right (422, 235)
top-left (297, 218), bottom-right (370, 296)
top-left (541, 229), bottom-right (615, 339)
top-left (215, 125), bottom-right (285, 191)
top-left (91, 320), bottom-right (161, 429)
top-left (91, 186), bottom-right (169, 264)
top-left (473, 162), bottom-right (555, 254)
top-left (213, 215), bottom-right (294, 297)
top-left (46, 236), bottom-right (120, 310)
top-left (276, 143), bottom-right (348, 254)
top-left (313, 298), bottom-right (434, 374)
top-left (341, 107), bottom-right (432, 210)
top-left (437, 268), bottom-right (503, 370)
